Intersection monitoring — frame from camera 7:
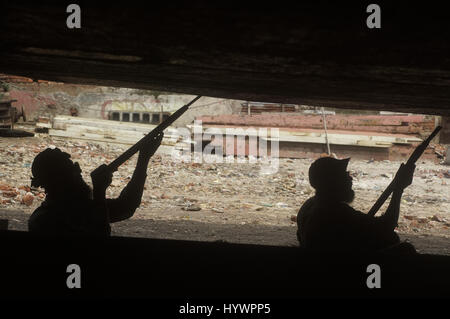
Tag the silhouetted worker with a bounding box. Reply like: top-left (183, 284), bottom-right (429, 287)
top-left (28, 132), bottom-right (164, 236)
top-left (297, 157), bottom-right (416, 253)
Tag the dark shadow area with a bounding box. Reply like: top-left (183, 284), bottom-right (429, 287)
top-left (0, 129), bottom-right (34, 137)
top-left (2, 1), bottom-right (450, 116)
top-left (0, 229), bottom-right (449, 298)
top-left (0, 0), bottom-right (449, 302)
top-left (2, 209), bottom-right (449, 255)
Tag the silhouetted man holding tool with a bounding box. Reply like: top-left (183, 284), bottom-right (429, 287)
top-left (297, 126), bottom-right (441, 253)
top-left (296, 157), bottom-right (415, 253)
top-left (28, 132), bottom-right (164, 236)
top-left (27, 95), bottom-right (202, 236)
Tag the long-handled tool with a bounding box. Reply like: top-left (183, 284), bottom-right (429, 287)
top-left (106, 95), bottom-right (201, 172)
top-left (321, 107), bottom-right (331, 155)
top-left (368, 125), bottom-right (442, 217)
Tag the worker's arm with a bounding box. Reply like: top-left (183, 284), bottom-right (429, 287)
top-left (108, 132), bottom-right (164, 223)
top-left (377, 163), bottom-right (415, 231)
top-left (91, 164), bottom-right (113, 234)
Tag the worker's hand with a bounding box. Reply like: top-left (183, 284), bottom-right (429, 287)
top-left (138, 131), bottom-right (164, 162)
top-left (91, 164), bottom-right (113, 193)
top-left (392, 163), bottom-right (415, 191)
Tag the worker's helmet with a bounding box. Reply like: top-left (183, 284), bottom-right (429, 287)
top-left (31, 148), bottom-right (80, 188)
top-left (308, 157), bottom-right (351, 190)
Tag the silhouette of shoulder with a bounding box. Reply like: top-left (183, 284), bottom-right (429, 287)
top-left (297, 197), bottom-right (398, 252)
top-left (29, 198), bottom-right (110, 236)
top-left (28, 204), bottom-right (59, 233)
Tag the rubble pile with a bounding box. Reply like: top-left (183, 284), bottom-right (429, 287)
top-left (0, 135), bottom-right (449, 239)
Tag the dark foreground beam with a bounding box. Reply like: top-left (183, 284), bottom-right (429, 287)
top-left (1, 1), bottom-right (450, 116)
top-left (1, 230), bottom-right (449, 298)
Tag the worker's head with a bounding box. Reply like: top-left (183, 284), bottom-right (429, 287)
top-left (308, 156), bottom-right (354, 202)
top-left (31, 148), bottom-right (91, 198)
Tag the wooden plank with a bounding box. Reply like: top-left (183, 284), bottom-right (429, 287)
top-left (53, 116), bottom-right (181, 134)
top-left (198, 114), bottom-right (430, 126)
top-left (50, 129), bottom-right (137, 144)
top-left (49, 129), bottom-right (181, 146)
top-left (36, 122), bottom-right (52, 128)
top-left (190, 124), bottom-right (422, 145)
top-left (53, 116), bottom-right (160, 132)
top-left (196, 114), bottom-right (435, 134)
top-left (52, 116), bottom-right (181, 137)
top-left (63, 124), bottom-right (180, 141)
top-left (262, 137), bottom-right (392, 148)
top-left (287, 131), bottom-right (421, 144)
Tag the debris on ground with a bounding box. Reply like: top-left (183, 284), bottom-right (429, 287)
top-left (0, 134), bottom-right (448, 242)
